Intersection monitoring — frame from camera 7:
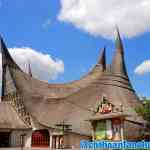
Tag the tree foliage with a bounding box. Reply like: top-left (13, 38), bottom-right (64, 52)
top-left (135, 97), bottom-right (150, 140)
top-left (137, 97), bottom-right (150, 122)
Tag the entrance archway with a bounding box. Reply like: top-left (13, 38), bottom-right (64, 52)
top-left (0, 132), bottom-right (10, 147)
top-left (31, 129), bottom-right (50, 147)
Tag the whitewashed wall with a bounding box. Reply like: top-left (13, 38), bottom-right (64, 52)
top-left (24, 131), bottom-right (32, 147)
top-left (10, 131), bottom-right (21, 147)
top-left (10, 130), bottom-right (31, 147)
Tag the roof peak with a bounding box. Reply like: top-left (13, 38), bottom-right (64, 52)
top-left (97, 47), bottom-right (106, 71)
top-left (0, 36), bottom-right (22, 98)
top-left (0, 36), bottom-right (23, 70)
top-left (0, 36), bottom-right (17, 67)
top-left (111, 28), bottom-right (127, 76)
top-left (28, 62), bottom-right (32, 77)
top-left (115, 27), bottom-right (124, 53)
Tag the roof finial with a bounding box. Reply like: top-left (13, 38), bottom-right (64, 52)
top-left (111, 27), bottom-right (127, 76)
top-left (28, 61), bottom-right (32, 77)
top-left (1, 36), bottom-right (20, 99)
top-left (0, 36), bottom-right (20, 68)
top-left (115, 26), bottom-right (123, 53)
top-left (97, 47), bottom-right (106, 71)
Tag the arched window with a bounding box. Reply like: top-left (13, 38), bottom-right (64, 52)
top-left (31, 129), bottom-right (50, 147)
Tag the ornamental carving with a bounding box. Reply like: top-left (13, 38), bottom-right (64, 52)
top-left (96, 96), bottom-right (114, 114)
top-left (96, 96), bottom-right (124, 114)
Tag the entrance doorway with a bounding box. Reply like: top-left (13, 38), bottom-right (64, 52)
top-left (0, 132), bottom-right (10, 147)
top-left (52, 135), bottom-right (63, 149)
top-left (31, 129), bottom-right (50, 147)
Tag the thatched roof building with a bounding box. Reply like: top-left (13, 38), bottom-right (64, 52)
top-left (0, 29), bottom-right (145, 148)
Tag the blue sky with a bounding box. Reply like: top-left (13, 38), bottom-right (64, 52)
top-left (0, 0), bottom-right (150, 97)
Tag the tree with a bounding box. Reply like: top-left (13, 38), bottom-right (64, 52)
top-left (136, 97), bottom-right (150, 140)
top-left (137, 97), bottom-right (150, 122)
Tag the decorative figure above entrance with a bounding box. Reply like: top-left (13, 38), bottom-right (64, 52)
top-left (96, 96), bottom-right (114, 114)
top-left (88, 96), bottom-right (130, 141)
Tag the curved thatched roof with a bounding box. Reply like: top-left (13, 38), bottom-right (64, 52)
top-left (0, 30), bottom-right (144, 137)
top-left (1, 36), bottom-right (106, 99)
top-left (0, 101), bottom-right (30, 129)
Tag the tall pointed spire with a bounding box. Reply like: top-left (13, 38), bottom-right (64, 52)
top-left (0, 36), bottom-right (20, 69)
top-left (0, 36), bottom-right (12, 66)
top-left (0, 36), bottom-right (19, 98)
top-left (111, 27), bottom-right (127, 76)
top-left (97, 47), bottom-right (106, 71)
top-left (28, 62), bottom-right (32, 77)
top-left (1, 36), bottom-right (10, 98)
top-left (1, 37), bottom-right (6, 98)
top-left (115, 27), bottom-right (124, 53)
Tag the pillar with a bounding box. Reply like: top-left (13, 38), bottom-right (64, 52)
top-left (91, 121), bottom-right (96, 141)
top-left (24, 131), bottom-right (32, 148)
top-left (50, 135), bottom-right (53, 149)
top-left (119, 118), bottom-right (125, 150)
top-left (120, 118), bottom-right (125, 141)
top-left (56, 136), bottom-right (60, 149)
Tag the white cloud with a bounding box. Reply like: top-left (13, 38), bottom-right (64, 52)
top-left (135, 60), bottom-right (150, 75)
top-left (58, 0), bottom-right (150, 39)
top-left (0, 47), bottom-right (64, 82)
